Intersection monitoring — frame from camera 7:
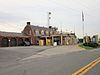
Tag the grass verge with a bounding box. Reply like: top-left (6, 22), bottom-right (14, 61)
top-left (78, 44), bottom-right (100, 50)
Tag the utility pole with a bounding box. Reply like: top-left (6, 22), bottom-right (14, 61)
top-left (47, 12), bottom-right (51, 28)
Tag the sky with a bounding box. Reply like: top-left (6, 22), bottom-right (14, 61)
top-left (0, 0), bottom-right (100, 38)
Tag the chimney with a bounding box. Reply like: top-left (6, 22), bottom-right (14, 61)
top-left (49, 26), bottom-right (52, 29)
top-left (27, 22), bottom-right (31, 25)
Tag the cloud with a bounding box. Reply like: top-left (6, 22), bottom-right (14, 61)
top-left (0, 11), bottom-right (27, 23)
top-left (0, 0), bottom-right (100, 37)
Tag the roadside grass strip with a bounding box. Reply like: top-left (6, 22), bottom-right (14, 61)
top-left (76, 45), bottom-right (86, 50)
top-left (78, 44), bottom-right (100, 50)
top-left (78, 44), bottom-right (93, 50)
top-left (72, 57), bottom-right (100, 75)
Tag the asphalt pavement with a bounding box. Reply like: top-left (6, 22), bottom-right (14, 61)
top-left (0, 46), bottom-right (100, 75)
top-left (0, 46), bottom-right (53, 62)
top-left (85, 62), bottom-right (100, 75)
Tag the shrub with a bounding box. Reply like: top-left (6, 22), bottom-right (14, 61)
top-left (83, 43), bottom-right (98, 48)
top-left (90, 43), bottom-right (98, 48)
top-left (83, 43), bottom-right (88, 46)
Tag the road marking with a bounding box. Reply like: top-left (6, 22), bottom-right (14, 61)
top-left (72, 57), bottom-right (100, 75)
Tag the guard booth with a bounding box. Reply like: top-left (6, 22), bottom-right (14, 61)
top-left (46, 39), bottom-right (51, 46)
top-left (39, 36), bottom-right (52, 46)
top-left (83, 36), bottom-right (91, 43)
top-left (92, 35), bottom-right (99, 44)
top-left (39, 40), bottom-right (44, 46)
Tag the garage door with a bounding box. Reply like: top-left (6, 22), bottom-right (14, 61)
top-left (10, 38), bottom-right (17, 46)
top-left (1, 38), bottom-right (9, 47)
top-left (18, 38), bottom-right (23, 46)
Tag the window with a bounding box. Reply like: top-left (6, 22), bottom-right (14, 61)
top-left (41, 30), bottom-right (44, 35)
top-left (35, 29), bottom-right (40, 36)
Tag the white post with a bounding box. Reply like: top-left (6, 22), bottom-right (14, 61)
top-left (82, 21), bottom-right (84, 38)
top-left (47, 12), bottom-right (51, 28)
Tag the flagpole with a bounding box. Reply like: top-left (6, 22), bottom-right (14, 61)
top-left (82, 21), bottom-right (84, 37)
top-left (82, 11), bottom-right (84, 38)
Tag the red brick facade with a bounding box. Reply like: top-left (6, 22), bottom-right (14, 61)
top-left (0, 31), bottom-right (31, 47)
top-left (0, 22), bottom-right (77, 47)
top-left (22, 24), bottom-right (36, 45)
top-left (22, 22), bottom-right (58, 45)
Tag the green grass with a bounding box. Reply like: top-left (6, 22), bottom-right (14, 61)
top-left (78, 44), bottom-right (100, 50)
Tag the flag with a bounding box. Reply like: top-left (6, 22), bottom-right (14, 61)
top-left (49, 17), bottom-right (51, 19)
top-left (82, 11), bottom-right (84, 21)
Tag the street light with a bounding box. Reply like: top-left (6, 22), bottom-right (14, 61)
top-left (47, 12), bottom-right (51, 27)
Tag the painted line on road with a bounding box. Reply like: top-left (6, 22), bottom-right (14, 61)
top-left (72, 57), bottom-right (100, 75)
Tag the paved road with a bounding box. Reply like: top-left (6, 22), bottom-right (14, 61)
top-left (0, 46), bottom-right (100, 75)
top-left (0, 46), bottom-right (53, 62)
top-left (0, 46), bottom-right (53, 69)
top-left (85, 62), bottom-right (100, 75)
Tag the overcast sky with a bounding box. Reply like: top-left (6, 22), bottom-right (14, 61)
top-left (0, 0), bottom-right (100, 38)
